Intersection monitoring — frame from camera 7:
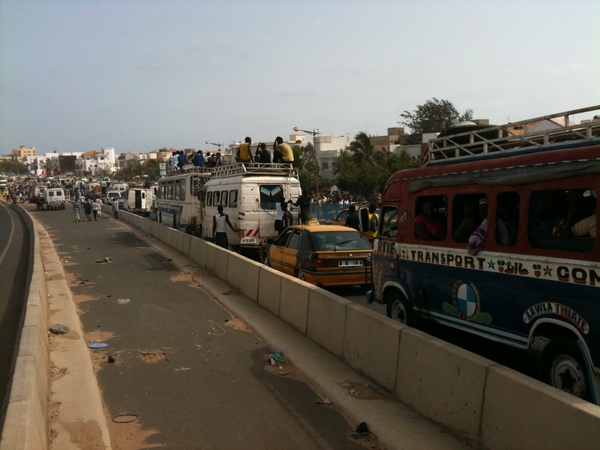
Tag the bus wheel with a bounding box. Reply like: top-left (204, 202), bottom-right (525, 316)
top-left (386, 290), bottom-right (413, 326)
top-left (542, 338), bottom-right (589, 400)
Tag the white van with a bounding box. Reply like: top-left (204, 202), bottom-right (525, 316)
top-left (202, 163), bottom-right (302, 251)
top-left (44, 188), bottom-right (66, 210)
top-left (125, 188), bottom-right (155, 215)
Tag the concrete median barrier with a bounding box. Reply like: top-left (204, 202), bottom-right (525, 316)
top-left (257, 266), bottom-right (283, 314)
top-left (395, 326), bottom-right (492, 445)
top-left (481, 364), bottom-right (600, 449)
top-left (307, 288), bottom-right (351, 358)
top-left (279, 277), bottom-right (310, 334)
top-left (226, 253), bottom-right (260, 301)
top-left (344, 304), bottom-right (403, 392)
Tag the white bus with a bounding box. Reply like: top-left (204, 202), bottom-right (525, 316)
top-left (156, 167), bottom-right (212, 234)
top-left (202, 163), bottom-right (302, 251)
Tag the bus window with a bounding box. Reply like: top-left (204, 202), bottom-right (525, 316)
top-left (260, 184), bottom-right (284, 209)
top-left (174, 180), bottom-right (181, 201)
top-left (167, 182), bottom-right (174, 200)
top-left (206, 191), bottom-right (213, 207)
top-left (496, 192), bottom-right (519, 246)
top-left (180, 179), bottom-right (186, 201)
top-left (452, 195), bottom-right (480, 243)
top-left (214, 191), bottom-right (221, 206)
top-left (229, 190), bottom-right (238, 208)
top-left (380, 207), bottom-right (399, 238)
top-left (529, 189), bottom-right (596, 252)
top-left (221, 191), bottom-right (228, 208)
top-left (414, 196), bottom-right (447, 241)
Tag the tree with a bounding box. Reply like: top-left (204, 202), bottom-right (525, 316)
top-left (399, 98), bottom-right (473, 144)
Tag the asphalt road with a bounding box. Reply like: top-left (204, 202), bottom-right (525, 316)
top-left (32, 205), bottom-right (382, 450)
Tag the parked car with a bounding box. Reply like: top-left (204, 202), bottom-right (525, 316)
top-left (261, 225), bottom-right (372, 288)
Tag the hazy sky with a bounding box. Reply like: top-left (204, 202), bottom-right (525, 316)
top-left (1, 0), bottom-right (599, 154)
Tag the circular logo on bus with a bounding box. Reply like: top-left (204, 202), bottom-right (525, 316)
top-left (452, 281), bottom-right (480, 320)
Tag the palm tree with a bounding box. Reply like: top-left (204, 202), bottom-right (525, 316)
top-left (348, 132), bottom-right (376, 165)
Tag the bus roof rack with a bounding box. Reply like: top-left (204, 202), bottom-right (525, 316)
top-left (422, 105), bottom-right (600, 166)
top-left (210, 162), bottom-right (298, 178)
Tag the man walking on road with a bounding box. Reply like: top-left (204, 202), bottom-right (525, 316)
top-left (112, 199), bottom-right (119, 220)
top-left (72, 200), bottom-right (81, 222)
top-left (213, 204), bottom-right (236, 249)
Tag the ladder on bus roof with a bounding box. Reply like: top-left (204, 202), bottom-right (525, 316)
top-left (422, 104), bottom-right (600, 166)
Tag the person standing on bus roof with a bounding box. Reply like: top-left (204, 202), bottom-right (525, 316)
top-left (213, 205), bottom-right (236, 249)
top-left (414, 200), bottom-right (446, 240)
top-left (467, 197), bottom-right (489, 255)
top-left (236, 137), bottom-right (253, 163)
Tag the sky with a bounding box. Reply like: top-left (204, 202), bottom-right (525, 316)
top-left (1, 0), bottom-right (599, 155)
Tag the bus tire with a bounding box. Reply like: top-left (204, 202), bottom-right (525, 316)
top-left (386, 289), bottom-right (413, 326)
top-left (542, 337), bottom-right (590, 401)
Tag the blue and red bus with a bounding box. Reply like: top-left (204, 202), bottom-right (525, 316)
top-left (368, 105), bottom-right (600, 402)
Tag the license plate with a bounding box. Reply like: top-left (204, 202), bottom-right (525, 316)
top-left (338, 260), bottom-right (363, 267)
top-left (240, 237), bottom-right (257, 244)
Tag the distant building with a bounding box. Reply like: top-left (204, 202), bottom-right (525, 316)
top-left (13, 145), bottom-right (36, 159)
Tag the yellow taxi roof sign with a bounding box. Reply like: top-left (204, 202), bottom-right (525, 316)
top-left (308, 219), bottom-right (320, 226)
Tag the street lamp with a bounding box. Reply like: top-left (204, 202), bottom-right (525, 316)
top-left (292, 126), bottom-right (320, 192)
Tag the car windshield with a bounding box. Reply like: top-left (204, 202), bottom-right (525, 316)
top-left (312, 231), bottom-right (371, 251)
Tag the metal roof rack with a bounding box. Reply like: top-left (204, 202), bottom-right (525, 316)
top-left (422, 105), bottom-right (600, 166)
top-left (210, 162), bottom-right (298, 178)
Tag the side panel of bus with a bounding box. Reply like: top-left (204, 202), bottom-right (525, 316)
top-left (372, 172), bottom-right (600, 402)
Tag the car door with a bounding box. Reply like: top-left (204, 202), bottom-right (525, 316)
top-left (268, 228), bottom-right (293, 270)
top-left (279, 229), bottom-right (302, 276)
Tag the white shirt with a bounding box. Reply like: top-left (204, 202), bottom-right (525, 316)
top-left (215, 213), bottom-right (228, 233)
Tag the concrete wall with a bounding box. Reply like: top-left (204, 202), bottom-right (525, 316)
top-left (121, 211), bottom-right (600, 449)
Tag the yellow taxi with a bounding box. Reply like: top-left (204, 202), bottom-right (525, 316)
top-left (262, 224), bottom-right (372, 288)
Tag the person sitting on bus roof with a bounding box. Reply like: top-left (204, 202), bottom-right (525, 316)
top-left (453, 200), bottom-right (478, 243)
top-left (255, 142), bottom-right (271, 163)
top-left (193, 150), bottom-right (206, 167)
top-left (273, 136), bottom-right (294, 163)
top-left (414, 200), bottom-right (446, 241)
top-left (236, 137), bottom-right (253, 163)
top-left (467, 197), bottom-right (488, 255)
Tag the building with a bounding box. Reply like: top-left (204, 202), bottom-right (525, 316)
top-left (12, 145), bottom-right (36, 159)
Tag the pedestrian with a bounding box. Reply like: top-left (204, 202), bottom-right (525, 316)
top-left (72, 200), bottom-right (81, 222)
top-left (92, 198), bottom-right (99, 220)
top-left (212, 204), bottom-right (236, 249)
top-left (112, 198), bottom-right (119, 219)
top-left (95, 197), bottom-right (103, 218)
top-left (274, 199), bottom-right (285, 234)
top-left (84, 199), bottom-right (93, 221)
top-left (293, 192), bottom-right (311, 225)
top-left (282, 201), bottom-right (293, 229)
top-left (345, 205), bottom-right (360, 231)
